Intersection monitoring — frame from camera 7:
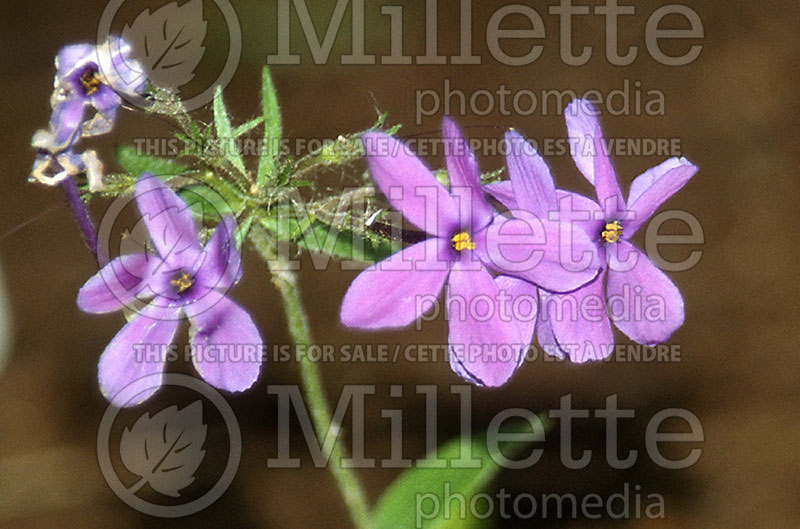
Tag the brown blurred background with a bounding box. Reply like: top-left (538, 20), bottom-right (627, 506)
top-left (1, 0), bottom-right (799, 527)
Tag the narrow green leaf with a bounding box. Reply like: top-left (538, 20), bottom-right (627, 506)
top-left (291, 134), bottom-right (364, 177)
top-left (260, 214), bottom-right (397, 264)
top-left (256, 66), bottom-right (283, 187)
top-left (286, 179), bottom-right (313, 188)
top-left (373, 419), bottom-right (548, 529)
top-left (235, 215), bottom-right (255, 249)
top-left (178, 184), bottom-right (237, 222)
top-left (297, 221), bottom-right (397, 263)
top-left (114, 144), bottom-right (186, 179)
top-left (232, 116), bottom-right (265, 138)
top-left (213, 85), bottom-right (247, 177)
top-left (290, 112), bottom-right (400, 179)
top-left (259, 214), bottom-right (305, 243)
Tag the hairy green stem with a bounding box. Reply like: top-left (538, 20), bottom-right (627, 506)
top-left (249, 224), bottom-right (373, 529)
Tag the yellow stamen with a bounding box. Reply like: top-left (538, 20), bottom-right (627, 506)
top-left (601, 221), bottom-right (623, 243)
top-left (451, 232), bottom-right (476, 251)
top-left (170, 272), bottom-right (194, 294)
top-left (79, 69), bottom-right (102, 95)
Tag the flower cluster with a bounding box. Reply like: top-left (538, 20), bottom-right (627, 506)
top-left (341, 101), bottom-right (698, 386)
top-left (29, 40), bottom-right (698, 405)
top-left (31, 37), bottom-right (146, 191)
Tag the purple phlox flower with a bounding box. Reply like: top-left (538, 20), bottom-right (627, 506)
top-left (31, 37), bottom-right (146, 191)
top-left (33, 36), bottom-right (146, 155)
top-left (77, 174), bottom-right (262, 406)
top-left (340, 118), bottom-right (599, 387)
top-left (486, 99), bottom-right (698, 362)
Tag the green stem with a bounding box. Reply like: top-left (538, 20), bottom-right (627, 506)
top-left (250, 224), bottom-right (373, 529)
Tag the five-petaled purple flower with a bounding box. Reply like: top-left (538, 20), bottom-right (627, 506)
top-left (77, 174), bottom-right (263, 406)
top-left (487, 99), bottom-right (698, 362)
top-left (341, 118), bottom-right (599, 386)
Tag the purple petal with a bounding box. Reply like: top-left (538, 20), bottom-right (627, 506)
top-left (446, 262), bottom-right (524, 387)
top-left (535, 317), bottom-right (566, 360)
top-left (186, 296), bottom-right (263, 392)
top-left (484, 181), bottom-right (517, 210)
top-left (442, 117), bottom-right (494, 231)
top-left (541, 271), bottom-right (615, 363)
top-left (564, 99), bottom-right (623, 217)
top-left (135, 174), bottom-right (201, 268)
top-left (494, 275), bottom-right (538, 356)
top-left (78, 253), bottom-right (158, 313)
top-left (341, 237), bottom-right (451, 329)
top-left (555, 190), bottom-right (605, 241)
top-left (475, 214), bottom-right (601, 293)
top-left (90, 84), bottom-right (121, 117)
top-left (564, 98), bottom-right (604, 185)
top-left (606, 241), bottom-right (684, 344)
top-left (362, 132), bottom-right (459, 237)
top-left (51, 98), bottom-right (86, 149)
top-left (625, 158), bottom-right (699, 236)
top-left (194, 216), bottom-right (242, 291)
top-left (101, 36), bottom-right (148, 96)
top-left (591, 132), bottom-right (624, 219)
top-left (505, 130), bottom-right (557, 217)
top-left (98, 304), bottom-right (181, 407)
top-left (56, 43), bottom-right (94, 78)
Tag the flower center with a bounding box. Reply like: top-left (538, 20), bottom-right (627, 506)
top-left (601, 221), bottom-right (623, 243)
top-left (451, 231), bottom-right (475, 251)
top-left (170, 271), bottom-right (194, 294)
top-left (79, 68), bottom-right (102, 95)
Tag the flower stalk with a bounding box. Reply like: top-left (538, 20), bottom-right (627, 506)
top-left (60, 176), bottom-right (104, 266)
top-left (250, 223), bottom-right (373, 529)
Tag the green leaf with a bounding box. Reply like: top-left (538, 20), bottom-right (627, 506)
top-left (290, 113), bottom-right (399, 180)
top-left (232, 116), bottom-right (265, 138)
top-left (235, 215), bottom-right (255, 249)
top-left (178, 184), bottom-right (236, 222)
top-left (256, 66), bottom-right (283, 187)
top-left (290, 134), bottom-right (364, 178)
top-left (286, 179), bottom-right (313, 188)
top-left (297, 221), bottom-right (397, 263)
top-left (373, 419), bottom-right (548, 529)
top-left (114, 144), bottom-right (186, 179)
top-left (213, 85), bottom-right (247, 177)
top-left (260, 214), bottom-right (397, 264)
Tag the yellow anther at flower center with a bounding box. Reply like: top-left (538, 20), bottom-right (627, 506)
top-left (451, 232), bottom-right (476, 251)
top-left (79, 69), bottom-right (102, 95)
top-left (601, 221), bottom-right (623, 243)
top-left (170, 272), bottom-right (194, 294)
